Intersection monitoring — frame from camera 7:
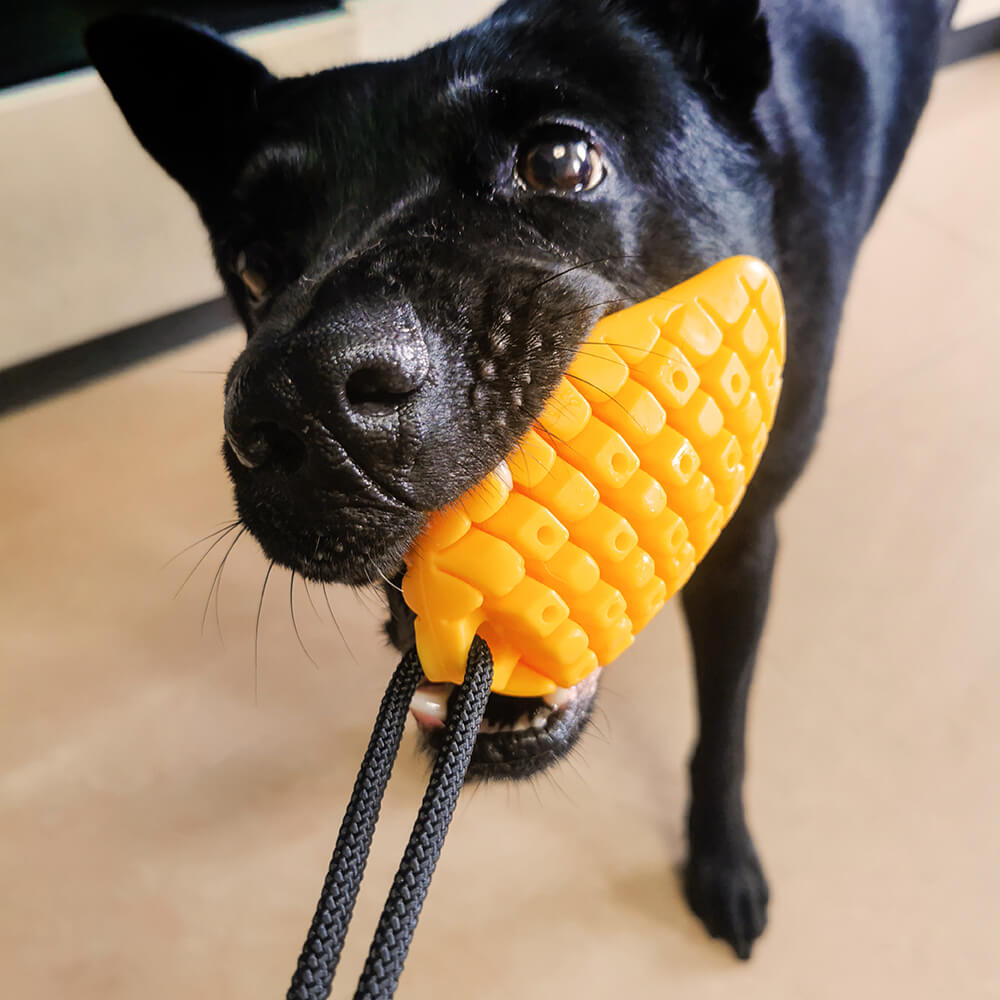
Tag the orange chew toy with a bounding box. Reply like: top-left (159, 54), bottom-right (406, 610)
top-left (401, 256), bottom-right (785, 697)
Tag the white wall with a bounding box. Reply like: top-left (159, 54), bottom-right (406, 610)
top-left (954, 0), bottom-right (1000, 28)
top-left (0, 0), bottom-right (500, 370)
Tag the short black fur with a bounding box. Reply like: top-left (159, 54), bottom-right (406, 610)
top-left (86, 0), bottom-right (955, 960)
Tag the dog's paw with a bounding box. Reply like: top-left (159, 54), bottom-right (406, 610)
top-left (683, 833), bottom-right (769, 960)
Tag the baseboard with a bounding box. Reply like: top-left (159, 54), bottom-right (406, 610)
top-left (941, 17), bottom-right (1000, 64)
top-left (0, 297), bottom-right (234, 416)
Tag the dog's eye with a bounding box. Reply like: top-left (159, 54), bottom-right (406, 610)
top-left (235, 249), bottom-right (270, 303)
top-left (516, 127), bottom-right (605, 194)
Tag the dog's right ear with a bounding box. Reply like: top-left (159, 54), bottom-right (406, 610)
top-left (630, 0), bottom-right (771, 121)
top-left (85, 14), bottom-right (274, 206)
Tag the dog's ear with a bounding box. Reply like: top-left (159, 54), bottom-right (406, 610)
top-left (625, 0), bottom-right (771, 119)
top-left (85, 14), bottom-right (274, 204)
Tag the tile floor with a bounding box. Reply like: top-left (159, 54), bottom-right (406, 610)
top-left (2, 52), bottom-right (999, 1000)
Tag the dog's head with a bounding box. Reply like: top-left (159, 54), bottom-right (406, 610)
top-left (88, 0), bottom-right (775, 777)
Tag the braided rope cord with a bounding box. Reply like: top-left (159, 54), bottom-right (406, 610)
top-left (353, 636), bottom-right (493, 999)
top-left (287, 648), bottom-right (424, 1000)
top-left (286, 637), bottom-right (494, 1000)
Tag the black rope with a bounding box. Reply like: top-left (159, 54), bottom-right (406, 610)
top-left (287, 637), bottom-right (494, 1000)
top-left (353, 636), bottom-right (493, 998)
top-left (287, 648), bottom-right (423, 999)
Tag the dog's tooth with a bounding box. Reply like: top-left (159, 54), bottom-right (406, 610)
top-left (543, 686), bottom-right (574, 709)
top-left (494, 460), bottom-right (513, 491)
top-left (410, 684), bottom-right (452, 725)
top-left (531, 712), bottom-right (548, 730)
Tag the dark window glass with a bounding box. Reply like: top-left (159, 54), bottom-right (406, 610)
top-left (2, 2), bottom-right (343, 90)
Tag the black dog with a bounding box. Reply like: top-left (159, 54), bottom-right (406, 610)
top-left (86, 0), bottom-right (953, 959)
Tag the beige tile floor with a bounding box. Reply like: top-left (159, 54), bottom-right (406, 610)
top-left (2, 53), bottom-right (999, 1000)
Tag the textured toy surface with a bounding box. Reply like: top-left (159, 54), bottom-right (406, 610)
top-left (402, 256), bottom-right (785, 697)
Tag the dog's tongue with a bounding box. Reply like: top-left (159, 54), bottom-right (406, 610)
top-left (401, 256), bottom-right (786, 700)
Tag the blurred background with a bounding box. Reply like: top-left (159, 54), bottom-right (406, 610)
top-left (1, 2), bottom-right (998, 998)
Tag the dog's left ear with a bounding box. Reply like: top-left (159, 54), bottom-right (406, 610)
top-left (85, 14), bottom-right (275, 207)
top-left (629, 0), bottom-right (771, 119)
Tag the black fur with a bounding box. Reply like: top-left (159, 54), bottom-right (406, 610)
top-left (86, 0), bottom-right (953, 960)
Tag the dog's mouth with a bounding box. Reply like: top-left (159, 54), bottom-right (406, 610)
top-left (410, 668), bottom-right (600, 780)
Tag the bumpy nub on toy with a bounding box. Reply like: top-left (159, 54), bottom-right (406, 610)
top-left (401, 256), bottom-right (785, 698)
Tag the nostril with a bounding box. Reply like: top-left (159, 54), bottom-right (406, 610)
top-left (256, 422), bottom-right (307, 472)
top-left (345, 363), bottom-right (422, 418)
top-left (225, 428), bottom-right (270, 469)
top-left (226, 422), bottom-right (306, 474)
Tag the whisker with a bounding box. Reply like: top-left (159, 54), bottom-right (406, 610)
top-left (516, 439), bottom-right (541, 477)
top-left (526, 772), bottom-right (545, 808)
top-left (588, 703), bottom-right (612, 746)
top-left (564, 371), bottom-right (629, 411)
top-left (173, 522), bottom-right (241, 598)
top-left (549, 297), bottom-right (628, 323)
top-left (254, 561), bottom-right (275, 703)
top-left (201, 525), bottom-right (246, 639)
top-left (357, 574), bottom-right (389, 615)
top-left (404, 536), bottom-right (425, 563)
top-left (534, 390), bottom-right (576, 426)
top-left (551, 340), bottom-right (694, 369)
top-left (534, 421), bottom-right (568, 446)
top-left (560, 745), bottom-right (591, 794)
top-left (567, 374), bottom-right (648, 430)
top-left (162, 520), bottom-right (240, 569)
top-left (301, 578), bottom-right (323, 620)
top-left (563, 347), bottom-right (630, 367)
top-left (524, 253), bottom-right (643, 297)
top-left (372, 561), bottom-right (403, 594)
top-left (543, 761), bottom-right (577, 805)
top-left (321, 582), bottom-right (358, 665)
top-left (536, 421), bottom-right (588, 467)
top-left (290, 572), bottom-right (320, 669)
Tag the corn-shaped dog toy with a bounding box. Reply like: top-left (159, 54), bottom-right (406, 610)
top-left (402, 256), bottom-right (785, 697)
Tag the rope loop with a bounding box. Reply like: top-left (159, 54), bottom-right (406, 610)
top-left (287, 637), bottom-right (494, 1000)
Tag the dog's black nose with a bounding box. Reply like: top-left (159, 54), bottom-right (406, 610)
top-left (223, 306), bottom-right (431, 484)
top-left (339, 337), bottom-right (429, 419)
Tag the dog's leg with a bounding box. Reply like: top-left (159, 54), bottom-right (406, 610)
top-left (680, 501), bottom-right (776, 959)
